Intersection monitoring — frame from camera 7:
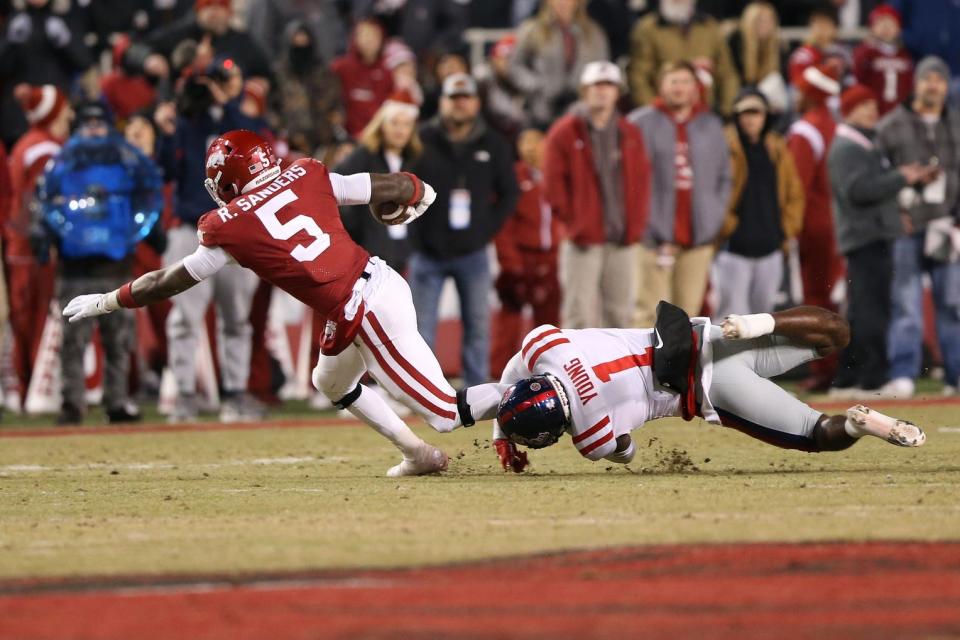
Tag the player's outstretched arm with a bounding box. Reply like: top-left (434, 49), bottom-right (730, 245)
top-left (721, 305), bottom-right (850, 356)
top-left (63, 263), bottom-right (200, 323)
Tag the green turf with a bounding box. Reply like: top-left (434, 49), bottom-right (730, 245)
top-left (1, 404), bottom-right (958, 579)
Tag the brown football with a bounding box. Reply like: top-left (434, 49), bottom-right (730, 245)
top-left (371, 201), bottom-right (402, 221)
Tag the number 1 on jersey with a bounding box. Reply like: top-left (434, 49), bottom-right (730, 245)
top-left (255, 190), bottom-right (330, 262)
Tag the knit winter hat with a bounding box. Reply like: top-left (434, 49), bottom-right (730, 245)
top-left (868, 5), bottom-right (901, 28)
top-left (195, 0), bottom-right (231, 10)
top-left (14, 84), bottom-right (68, 129)
top-left (916, 56), bottom-right (950, 82)
top-left (840, 84), bottom-right (877, 117)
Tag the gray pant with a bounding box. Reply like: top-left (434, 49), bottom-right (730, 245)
top-left (164, 226), bottom-right (257, 395)
top-left (708, 332), bottom-right (824, 451)
top-left (561, 242), bottom-right (637, 329)
top-left (59, 275), bottom-right (134, 411)
top-left (711, 250), bottom-right (783, 320)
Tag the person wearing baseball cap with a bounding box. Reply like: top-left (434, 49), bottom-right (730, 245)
top-left (785, 60), bottom-right (844, 393)
top-left (6, 84), bottom-right (74, 403)
top-left (874, 55), bottom-right (960, 399)
top-left (852, 5), bottom-right (913, 116)
top-left (712, 87), bottom-right (803, 323)
top-left (542, 60), bottom-right (650, 329)
top-left (828, 84), bottom-right (937, 396)
top-left (411, 70), bottom-right (520, 387)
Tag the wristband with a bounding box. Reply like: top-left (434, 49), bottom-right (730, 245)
top-left (116, 282), bottom-right (140, 309)
top-left (399, 172), bottom-right (423, 206)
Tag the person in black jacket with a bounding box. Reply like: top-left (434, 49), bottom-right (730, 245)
top-left (410, 73), bottom-right (519, 386)
top-left (335, 99), bottom-right (422, 273)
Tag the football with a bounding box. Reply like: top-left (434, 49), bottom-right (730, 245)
top-left (371, 201), bottom-right (405, 223)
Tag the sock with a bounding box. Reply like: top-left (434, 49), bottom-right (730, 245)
top-left (464, 383), bottom-right (510, 422)
top-left (843, 417), bottom-right (865, 438)
top-left (730, 313), bottom-right (775, 339)
top-left (345, 385), bottom-right (424, 457)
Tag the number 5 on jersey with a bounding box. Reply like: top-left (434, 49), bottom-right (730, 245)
top-left (255, 190), bottom-right (330, 262)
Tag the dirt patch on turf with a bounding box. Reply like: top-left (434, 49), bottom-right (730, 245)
top-left (1, 541), bottom-right (958, 640)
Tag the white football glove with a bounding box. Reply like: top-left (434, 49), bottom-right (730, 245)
top-left (62, 292), bottom-right (120, 323)
top-left (379, 182), bottom-right (437, 225)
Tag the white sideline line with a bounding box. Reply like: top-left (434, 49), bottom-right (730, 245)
top-left (0, 456), bottom-right (346, 475)
top-left (938, 427), bottom-right (960, 433)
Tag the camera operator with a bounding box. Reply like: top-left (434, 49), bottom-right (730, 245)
top-left (154, 55), bottom-right (266, 423)
top-left (37, 101), bottom-right (164, 425)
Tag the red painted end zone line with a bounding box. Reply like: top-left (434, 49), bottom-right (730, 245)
top-left (1, 396), bottom-right (956, 439)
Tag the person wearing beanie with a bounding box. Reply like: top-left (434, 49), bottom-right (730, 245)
top-left (712, 87), bottom-right (803, 321)
top-left (786, 61), bottom-right (844, 393)
top-left (875, 55), bottom-right (960, 398)
top-left (828, 85), bottom-right (937, 396)
top-left (5, 84), bottom-right (73, 405)
top-left (853, 5), bottom-right (913, 117)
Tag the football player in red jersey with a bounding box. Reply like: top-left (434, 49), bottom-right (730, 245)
top-left (63, 129), bottom-right (508, 476)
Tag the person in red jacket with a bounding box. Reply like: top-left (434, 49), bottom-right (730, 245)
top-left (788, 4), bottom-right (843, 85)
top-left (787, 63), bottom-right (843, 392)
top-left (100, 35), bottom-right (157, 123)
top-left (852, 5), bottom-right (913, 117)
top-left (331, 19), bottom-right (395, 138)
top-left (6, 84), bottom-right (72, 403)
top-left (543, 61), bottom-right (651, 330)
top-left (490, 129), bottom-right (562, 378)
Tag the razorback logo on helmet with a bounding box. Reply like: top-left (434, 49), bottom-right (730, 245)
top-left (206, 149), bottom-right (226, 169)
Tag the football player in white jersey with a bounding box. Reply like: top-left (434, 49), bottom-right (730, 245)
top-left (492, 304), bottom-right (926, 472)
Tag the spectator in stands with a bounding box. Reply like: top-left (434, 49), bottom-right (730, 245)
top-left (787, 3), bottom-right (847, 86)
top-left (877, 56), bottom-right (960, 398)
top-left (0, 141), bottom-right (11, 413)
top-left (331, 18), bottom-right (394, 138)
top-left (510, 0), bottom-right (610, 129)
top-left (6, 84), bottom-right (72, 407)
top-left (100, 35), bottom-right (157, 123)
top-left (828, 85), bottom-right (937, 396)
top-left (727, 2), bottom-right (789, 115)
top-left (888, 0), bottom-right (960, 99)
top-left (410, 73), bottom-right (519, 386)
top-left (0, 0), bottom-right (92, 146)
top-left (154, 57), bottom-right (264, 423)
top-left (788, 62), bottom-right (844, 392)
top-left (544, 61), bottom-right (650, 330)
top-left (354, 0), bottom-right (470, 57)
top-left (853, 5), bottom-right (913, 117)
top-left (713, 88), bottom-right (803, 321)
top-left (125, 0), bottom-right (274, 90)
top-left (38, 102), bottom-right (164, 425)
top-left (274, 21), bottom-right (342, 157)
top-left (245, 0), bottom-right (347, 65)
top-left (629, 0), bottom-right (739, 114)
top-left (628, 61), bottom-right (729, 326)
top-left (491, 128), bottom-right (561, 377)
top-left (476, 34), bottom-right (529, 141)
top-left (419, 51), bottom-right (469, 121)
top-left (336, 99), bottom-right (421, 274)
top-left (383, 39), bottom-right (423, 106)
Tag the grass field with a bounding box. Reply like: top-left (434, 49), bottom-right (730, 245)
top-left (2, 399), bottom-right (958, 581)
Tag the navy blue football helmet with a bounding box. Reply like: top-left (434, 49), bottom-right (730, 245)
top-left (496, 374), bottom-right (572, 449)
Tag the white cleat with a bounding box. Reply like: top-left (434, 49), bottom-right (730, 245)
top-left (846, 405), bottom-right (926, 447)
top-left (386, 444), bottom-right (449, 477)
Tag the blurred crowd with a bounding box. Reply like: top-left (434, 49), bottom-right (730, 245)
top-left (1, 0), bottom-right (958, 425)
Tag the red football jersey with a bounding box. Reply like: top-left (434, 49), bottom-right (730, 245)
top-left (852, 41), bottom-right (913, 116)
top-left (197, 158), bottom-right (370, 317)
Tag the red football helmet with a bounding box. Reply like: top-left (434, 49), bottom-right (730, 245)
top-left (204, 129), bottom-right (280, 206)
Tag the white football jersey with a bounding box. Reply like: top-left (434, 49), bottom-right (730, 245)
top-left (500, 325), bottom-right (689, 461)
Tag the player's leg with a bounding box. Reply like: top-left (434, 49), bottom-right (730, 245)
top-left (311, 345), bottom-right (445, 477)
top-left (358, 264), bottom-right (507, 433)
